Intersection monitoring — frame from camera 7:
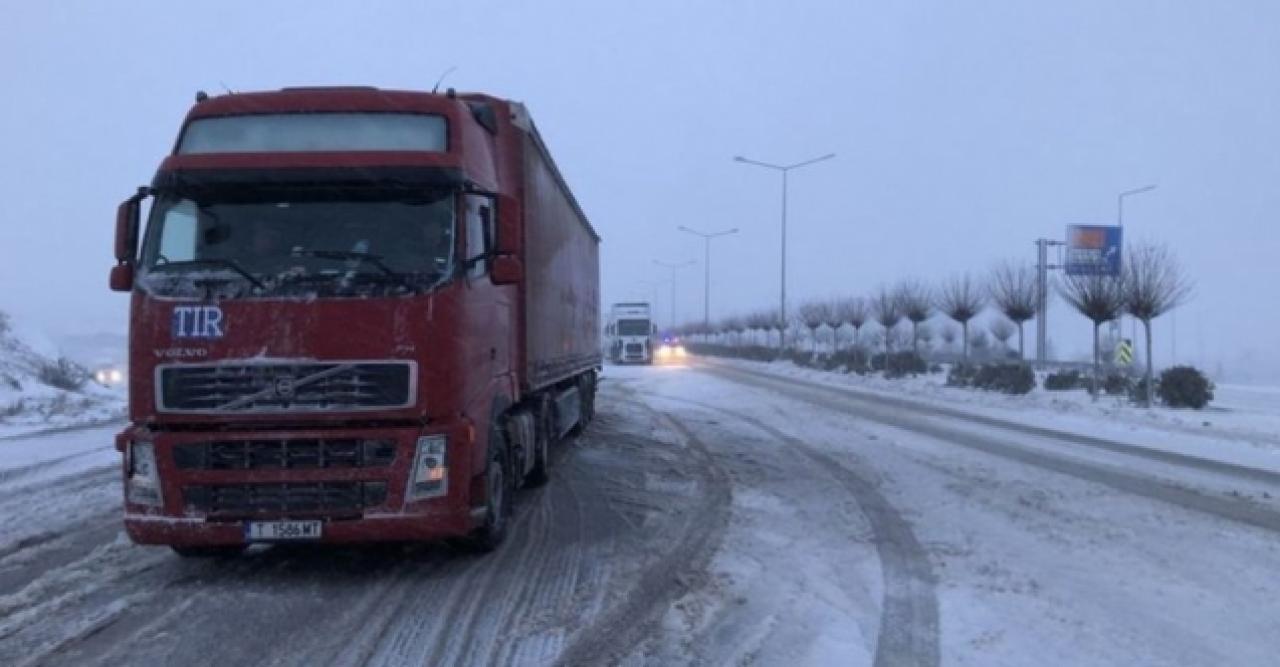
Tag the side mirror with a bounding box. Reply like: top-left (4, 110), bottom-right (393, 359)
top-left (115, 187), bottom-right (147, 263)
top-left (112, 187), bottom-right (147, 292)
top-left (494, 194), bottom-right (520, 255)
top-left (109, 263), bottom-right (135, 292)
top-left (490, 255), bottom-right (523, 285)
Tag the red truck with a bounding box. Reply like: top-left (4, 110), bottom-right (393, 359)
top-left (108, 86), bottom-right (600, 556)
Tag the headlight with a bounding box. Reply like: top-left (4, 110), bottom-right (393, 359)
top-left (109, 369), bottom-right (123, 383)
top-left (96, 370), bottom-right (109, 384)
top-left (657, 345), bottom-right (672, 357)
top-left (126, 441), bottom-right (163, 507)
top-left (407, 435), bottom-right (448, 500)
top-left (675, 345), bottom-right (687, 357)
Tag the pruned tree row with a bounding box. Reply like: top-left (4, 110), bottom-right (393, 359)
top-left (668, 241), bottom-right (1194, 408)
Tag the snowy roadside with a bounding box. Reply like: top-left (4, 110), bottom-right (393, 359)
top-left (0, 385), bottom-right (125, 441)
top-left (701, 356), bottom-right (1280, 475)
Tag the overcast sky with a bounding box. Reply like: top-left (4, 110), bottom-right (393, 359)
top-left (1, 1), bottom-right (1276, 380)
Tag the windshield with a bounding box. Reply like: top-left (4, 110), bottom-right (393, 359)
top-left (617, 319), bottom-right (650, 336)
top-left (139, 191), bottom-right (455, 297)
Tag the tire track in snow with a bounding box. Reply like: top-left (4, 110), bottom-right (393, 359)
top-left (554, 400), bottom-right (733, 666)
top-left (652, 392), bottom-right (941, 667)
top-left (711, 361), bottom-right (1280, 486)
top-left (709, 363), bottom-right (1280, 535)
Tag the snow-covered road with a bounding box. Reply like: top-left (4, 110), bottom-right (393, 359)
top-left (1, 359), bottom-right (1278, 665)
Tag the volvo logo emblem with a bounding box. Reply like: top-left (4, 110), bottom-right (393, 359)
top-left (273, 376), bottom-right (297, 399)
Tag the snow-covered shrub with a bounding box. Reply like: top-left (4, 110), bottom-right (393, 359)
top-left (2, 399), bottom-right (23, 418)
top-left (37, 357), bottom-right (89, 391)
top-left (1044, 370), bottom-right (1083, 391)
top-left (871, 352), bottom-right (927, 378)
top-left (952, 364), bottom-right (1034, 394)
top-left (787, 349), bottom-right (816, 367)
top-left (1102, 373), bottom-right (1132, 396)
top-left (1157, 366), bottom-right (1214, 409)
top-left (973, 364), bottom-right (1035, 394)
top-left (946, 364), bottom-right (977, 387)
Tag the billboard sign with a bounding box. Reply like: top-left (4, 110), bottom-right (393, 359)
top-left (1065, 225), bottom-right (1123, 275)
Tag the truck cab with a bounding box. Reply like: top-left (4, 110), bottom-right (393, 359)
top-left (109, 87), bottom-right (599, 555)
top-left (606, 302), bottom-right (656, 364)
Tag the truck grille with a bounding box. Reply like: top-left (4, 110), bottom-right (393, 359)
top-left (173, 438), bottom-right (397, 470)
top-left (624, 343), bottom-right (644, 355)
top-left (158, 361), bottom-right (414, 413)
top-left (183, 481), bottom-right (387, 515)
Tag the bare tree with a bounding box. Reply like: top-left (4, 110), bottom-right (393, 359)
top-left (797, 300), bottom-right (830, 353)
top-left (747, 310), bottom-right (783, 349)
top-left (916, 322), bottom-right (935, 354)
top-left (989, 317), bottom-right (1016, 356)
top-left (873, 286), bottom-right (903, 362)
top-left (823, 301), bottom-right (845, 351)
top-left (1124, 243), bottom-right (1194, 406)
top-left (836, 297), bottom-right (870, 366)
top-left (937, 274), bottom-right (986, 362)
top-left (1057, 271), bottom-right (1126, 396)
top-left (970, 329), bottom-right (990, 356)
top-left (897, 280), bottom-right (933, 357)
top-left (989, 261), bottom-right (1038, 360)
top-left (940, 323), bottom-right (958, 350)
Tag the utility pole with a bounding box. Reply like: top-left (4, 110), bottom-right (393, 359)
top-left (653, 259), bottom-right (695, 330)
top-left (677, 225), bottom-right (738, 328)
top-left (1035, 238), bottom-right (1064, 366)
top-left (733, 152), bottom-right (835, 346)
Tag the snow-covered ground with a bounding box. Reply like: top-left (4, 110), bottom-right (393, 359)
top-left (0, 318), bottom-right (125, 439)
top-left (1, 358), bottom-right (1277, 665)
top-left (715, 357), bottom-right (1280, 474)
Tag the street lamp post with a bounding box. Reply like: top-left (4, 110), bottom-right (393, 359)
top-left (733, 153), bottom-right (835, 346)
top-left (677, 225), bottom-right (738, 328)
top-left (653, 259), bottom-right (696, 330)
top-left (1117, 184), bottom-right (1157, 228)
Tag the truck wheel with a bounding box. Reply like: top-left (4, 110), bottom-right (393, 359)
top-left (170, 545), bottom-right (245, 558)
top-left (525, 402), bottom-right (552, 487)
top-left (581, 373), bottom-right (596, 424)
top-left (463, 424), bottom-right (513, 553)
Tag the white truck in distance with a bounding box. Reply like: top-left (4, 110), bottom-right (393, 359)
top-left (606, 302), bottom-right (656, 364)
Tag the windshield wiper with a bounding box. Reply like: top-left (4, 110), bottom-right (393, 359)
top-left (291, 249), bottom-right (416, 292)
top-left (151, 258), bottom-right (265, 289)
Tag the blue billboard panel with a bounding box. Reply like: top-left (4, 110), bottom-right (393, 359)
top-left (1065, 225), bottom-right (1123, 276)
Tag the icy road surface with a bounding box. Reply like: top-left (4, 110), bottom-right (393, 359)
top-left (1, 359), bottom-right (1278, 665)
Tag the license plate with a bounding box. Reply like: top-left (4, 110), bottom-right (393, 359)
top-left (244, 520), bottom-right (323, 542)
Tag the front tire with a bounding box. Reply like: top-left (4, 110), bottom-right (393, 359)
top-left (462, 423), bottom-right (513, 553)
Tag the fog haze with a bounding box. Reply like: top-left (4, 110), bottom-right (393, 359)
top-left (2, 1), bottom-right (1276, 380)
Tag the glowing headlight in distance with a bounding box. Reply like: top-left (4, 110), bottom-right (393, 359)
top-left (96, 370), bottom-right (108, 384)
top-left (109, 369), bottom-right (123, 383)
top-left (657, 345), bottom-right (672, 357)
top-left (408, 435), bottom-right (448, 500)
top-left (126, 441), bottom-right (163, 506)
top-left (675, 345), bottom-right (687, 357)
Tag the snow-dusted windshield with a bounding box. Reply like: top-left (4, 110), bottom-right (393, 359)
top-left (139, 191), bottom-right (455, 297)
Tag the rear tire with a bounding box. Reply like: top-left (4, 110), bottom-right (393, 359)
top-left (524, 403), bottom-right (551, 488)
top-left (462, 423), bottom-right (513, 553)
top-left (170, 545), bottom-right (245, 558)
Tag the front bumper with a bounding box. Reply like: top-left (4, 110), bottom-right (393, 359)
top-left (120, 421), bottom-right (477, 547)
